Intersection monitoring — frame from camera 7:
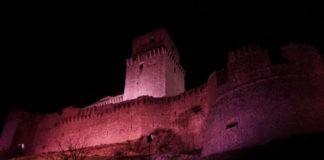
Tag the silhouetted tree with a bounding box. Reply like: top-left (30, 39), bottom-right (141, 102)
top-left (56, 137), bottom-right (87, 160)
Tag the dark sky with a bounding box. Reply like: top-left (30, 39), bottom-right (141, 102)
top-left (1, 1), bottom-right (323, 125)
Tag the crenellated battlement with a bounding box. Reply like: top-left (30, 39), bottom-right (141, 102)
top-left (281, 43), bottom-right (324, 75)
top-left (204, 44), bottom-right (324, 156)
top-left (207, 44), bottom-right (324, 105)
top-left (281, 43), bottom-right (322, 63)
top-left (124, 28), bottom-right (185, 100)
top-left (281, 43), bottom-right (320, 54)
top-left (1, 26), bottom-right (323, 159)
top-left (126, 47), bottom-right (165, 66)
top-left (132, 28), bottom-right (179, 60)
top-left (126, 46), bottom-right (185, 74)
top-left (86, 94), bottom-right (124, 108)
top-left (227, 44), bottom-right (315, 85)
top-left (228, 44), bottom-right (268, 63)
top-left (227, 44), bottom-right (271, 82)
top-left (211, 44), bottom-right (323, 89)
top-left (59, 84), bottom-right (206, 126)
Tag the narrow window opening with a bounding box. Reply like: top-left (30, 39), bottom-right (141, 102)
top-left (174, 68), bottom-right (176, 73)
top-left (226, 122), bottom-right (238, 129)
top-left (17, 143), bottom-right (25, 151)
top-left (191, 105), bottom-right (202, 113)
top-left (139, 64), bottom-right (143, 70)
top-left (149, 37), bottom-right (155, 43)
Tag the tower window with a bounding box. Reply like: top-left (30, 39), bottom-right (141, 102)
top-left (17, 143), bottom-right (25, 151)
top-left (191, 105), bottom-right (202, 113)
top-left (226, 122), bottom-right (238, 129)
top-left (174, 68), bottom-right (176, 73)
top-left (140, 64), bottom-right (143, 70)
top-left (149, 37), bottom-right (155, 43)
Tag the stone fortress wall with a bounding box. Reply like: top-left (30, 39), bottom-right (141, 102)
top-left (0, 83), bottom-right (206, 155)
top-left (1, 28), bottom-right (323, 159)
top-left (203, 44), bottom-right (324, 156)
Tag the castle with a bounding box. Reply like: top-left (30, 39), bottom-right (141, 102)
top-left (1, 28), bottom-right (324, 159)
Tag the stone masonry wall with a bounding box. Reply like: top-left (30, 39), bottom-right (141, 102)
top-left (24, 95), bottom-right (176, 154)
top-left (124, 47), bottom-right (184, 100)
top-left (30, 100), bottom-right (142, 154)
top-left (165, 50), bottom-right (185, 97)
top-left (1, 42), bottom-right (323, 160)
top-left (123, 48), bottom-right (167, 100)
top-left (124, 27), bottom-right (184, 101)
top-left (6, 84), bottom-right (208, 156)
top-left (202, 44), bottom-right (324, 156)
top-left (170, 84), bottom-right (208, 150)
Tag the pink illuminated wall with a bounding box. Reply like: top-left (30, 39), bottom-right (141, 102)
top-left (202, 44), bottom-right (324, 156)
top-left (123, 28), bottom-right (185, 100)
top-left (2, 88), bottom-right (207, 155)
top-left (1, 27), bottom-right (323, 160)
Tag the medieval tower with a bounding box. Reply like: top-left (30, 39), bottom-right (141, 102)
top-left (123, 28), bottom-right (185, 100)
top-left (0, 28), bottom-right (324, 160)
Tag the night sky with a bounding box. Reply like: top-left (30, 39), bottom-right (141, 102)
top-left (1, 2), bottom-right (323, 126)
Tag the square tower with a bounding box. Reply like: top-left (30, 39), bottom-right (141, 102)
top-left (123, 28), bottom-right (185, 100)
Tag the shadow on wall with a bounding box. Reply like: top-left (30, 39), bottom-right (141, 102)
top-left (128, 129), bottom-right (185, 155)
top-left (204, 132), bottom-right (324, 160)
